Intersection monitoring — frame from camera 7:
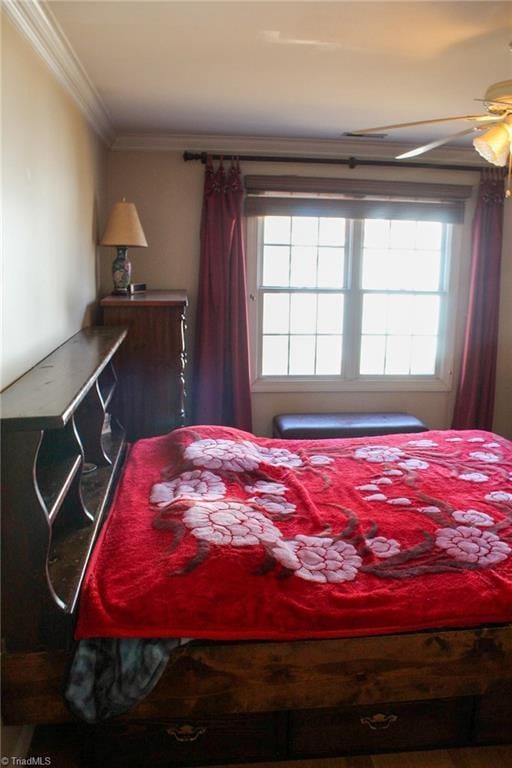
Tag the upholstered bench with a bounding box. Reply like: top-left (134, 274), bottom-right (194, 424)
top-left (272, 412), bottom-right (428, 440)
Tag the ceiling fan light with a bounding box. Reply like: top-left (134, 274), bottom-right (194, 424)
top-left (473, 123), bottom-right (511, 166)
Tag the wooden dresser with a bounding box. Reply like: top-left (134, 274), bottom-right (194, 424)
top-left (101, 290), bottom-right (187, 441)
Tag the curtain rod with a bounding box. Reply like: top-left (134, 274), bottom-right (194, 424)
top-left (183, 150), bottom-right (483, 173)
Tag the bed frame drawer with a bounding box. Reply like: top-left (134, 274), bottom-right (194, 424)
top-left (92, 713), bottom-right (281, 767)
top-left (473, 693), bottom-right (512, 744)
top-left (288, 697), bottom-right (474, 757)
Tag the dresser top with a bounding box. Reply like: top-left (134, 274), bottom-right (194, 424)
top-left (100, 290), bottom-right (188, 307)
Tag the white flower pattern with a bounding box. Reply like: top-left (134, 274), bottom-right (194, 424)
top-left (257, 445), bottom-right (302, 468)
top-left (185, 439), bottom-right (261, 472)
top-left (452, 510), bottom-right (495, 527)
top-left (354, 445), bottom-right (404, 463)
top-left (399, 459), bottom-right (429, 470)
top-left (486, 491), bottom-right (512, 503)
top-left (244, 481), bottom-right (287, 496)
top-left (183, 502), bottom-right (282, 546)
top-left (469, 451), bottom-right (499, 463)
top-left (458, 472), bottom-right (489, 483)
top-left (435, 526), bottom-right (510, 566)
top-left (159, 430), bottom-right (512, 586)
top-left (309, 455), bottom-right (334, 466)
top-left (407, 439), bottom-right (438, 448)
top-left (250, 495), bottom-right (296, 516)
top-left (150, 470), bottom-right (226, 506)
top-left (367, 536), bottom-right (401, 559)
top-left (272, 535), bottom-right (362, 583)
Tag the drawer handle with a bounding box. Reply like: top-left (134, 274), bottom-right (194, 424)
top-left (166, 724), bottom-right (206, 742)
top-left (360, 713), bottom-right (398, 730)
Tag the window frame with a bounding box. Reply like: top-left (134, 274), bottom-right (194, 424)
top-left (247, 215), bottom-right (459, 394)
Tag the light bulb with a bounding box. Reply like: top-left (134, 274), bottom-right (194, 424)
top-left (473, 121), bottom-right (512, 167)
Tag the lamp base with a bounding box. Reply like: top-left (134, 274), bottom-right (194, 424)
top-left (112, 246), bottom-right (132, 292)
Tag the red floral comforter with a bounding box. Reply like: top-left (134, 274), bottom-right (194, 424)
top-left (76, 426), bottom-right (512, 640)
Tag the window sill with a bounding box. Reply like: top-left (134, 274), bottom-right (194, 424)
top-left (251, 377), bottom-right (453, 394)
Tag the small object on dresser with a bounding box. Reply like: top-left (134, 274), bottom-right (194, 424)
top-left (128, 282), bottom-right (146, 294)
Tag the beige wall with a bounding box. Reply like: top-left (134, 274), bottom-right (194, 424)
top-left (1, 16), bottom-right (108, 390)
top-left (105, 149), bottom-right (512, 437)
top-left (1, 15), bottom-right (108, 752)
top-left (103, 150), bottom-right (202, 320)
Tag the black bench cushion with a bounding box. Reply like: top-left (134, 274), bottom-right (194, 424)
top-left (272, 412), bottom-right (428, 439)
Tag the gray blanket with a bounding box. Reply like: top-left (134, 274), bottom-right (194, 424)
top-left (65, 638), bottom-right (185, 722)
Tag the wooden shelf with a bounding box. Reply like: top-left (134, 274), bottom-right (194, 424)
top-left (1, 326), bottom-right (127, 431)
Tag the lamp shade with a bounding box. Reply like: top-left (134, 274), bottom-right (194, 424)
top-left (100, 201), bottom-right (148, 247)
top-left (473, 122), bottom-right (511, 167)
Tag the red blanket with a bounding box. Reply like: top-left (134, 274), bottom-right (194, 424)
top-left (76, 426), bottom-right (512, 640)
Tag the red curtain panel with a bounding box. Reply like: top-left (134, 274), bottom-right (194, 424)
top-left (452, 170), bottom-right (505, 429)
top-left (192, 158), bottom-right (252, 431)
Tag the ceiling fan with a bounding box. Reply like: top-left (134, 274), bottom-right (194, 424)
top-left (352, 79), bottom-right (512, 196)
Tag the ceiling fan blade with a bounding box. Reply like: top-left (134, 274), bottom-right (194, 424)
top-left (396, 127), bottom-right (481, 159)
top-left (352, 114), bottom-right (499, 134)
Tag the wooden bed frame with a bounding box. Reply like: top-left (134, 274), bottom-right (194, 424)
top-left (2, 327), bottom-right (512, 766)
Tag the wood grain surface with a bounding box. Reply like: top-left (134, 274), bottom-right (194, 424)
top-left (4, 625), bottom-right (512, 724)
top-left (26, 723), bottom-right (512, 768)
top-left (213, 749), bottom-right (512, 768)
top-left (0, 327), bottom-right (127, 430)
top-left (101, 292), bottom-right (187, 439)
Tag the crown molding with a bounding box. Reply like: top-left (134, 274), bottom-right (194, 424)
top-left (1, 1), bottom-right (485, 165)
top-left (112, 131), bottom-right (484, 168)
top-left (3, 0), bottom-right (115, 145)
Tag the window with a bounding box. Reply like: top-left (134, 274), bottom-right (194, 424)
top-left (250, 214), bottom-right (453, 389)
top-left (260, 216), bottom-right (347, 377)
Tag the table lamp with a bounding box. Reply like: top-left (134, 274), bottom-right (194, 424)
top-left (100, 199), bottom-right (148, 293)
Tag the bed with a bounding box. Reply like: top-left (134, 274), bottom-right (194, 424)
top-left (2, 330), bottom-right (512, 766)
top-left (76, 424), bottom-right (512, 642)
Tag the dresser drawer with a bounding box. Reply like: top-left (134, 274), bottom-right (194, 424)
top-left (289, 697), bottom-right (473, 756)
top-left (93, 712), bottom-right (280, 767)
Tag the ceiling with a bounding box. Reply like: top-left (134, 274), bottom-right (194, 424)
top-left (49, 1), bottom-right (512, 145)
